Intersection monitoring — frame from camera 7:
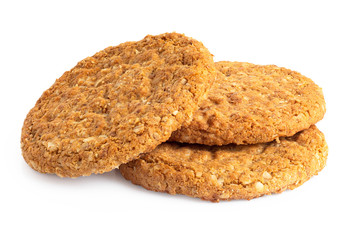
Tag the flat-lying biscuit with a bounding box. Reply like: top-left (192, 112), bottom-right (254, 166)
top-left (170, 62), bottom-right (326, 145)
top-left (120, 125), bottom-right (328, 202)
top-left (21, 33), bottom-right (216, 177)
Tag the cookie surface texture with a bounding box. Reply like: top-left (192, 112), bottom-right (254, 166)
top-left (21, 32), bottom-right (216, 177)
top-left (170, 61), bottom-right (326, 145)
top-left (120, 126), bottom-right (328, 202)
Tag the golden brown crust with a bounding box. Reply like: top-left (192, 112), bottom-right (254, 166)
top-left (21, 33), bottom-right (217, 177)
top-left (170, 62), bottom-right (326, 145)
top-left (120, 125), bottom-right (328, 202)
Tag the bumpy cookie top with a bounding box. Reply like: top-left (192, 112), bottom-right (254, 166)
top-left (120, 125), bottom-right (328, 201)
top-left (21, 32), bottom-right (216, 177)
top-left (170, 61), bottom-right (326, 145)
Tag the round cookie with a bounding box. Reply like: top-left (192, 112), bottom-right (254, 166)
top-left (120, 125), bottom-right (328, 202)
top-left (21, 32), bottom-right (217, 178)
top-left (170, 61), bottom-right (326, 145)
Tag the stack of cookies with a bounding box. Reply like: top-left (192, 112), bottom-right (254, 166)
top-left (21, 33), bottom-right (327, 202)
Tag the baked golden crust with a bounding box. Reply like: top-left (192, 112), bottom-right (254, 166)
top-left (21, 33), bottom-right (216, 177)
top-left (120, 125), bottom-right (328, 202)
top-left (170, 62), bottom-right (326, 145)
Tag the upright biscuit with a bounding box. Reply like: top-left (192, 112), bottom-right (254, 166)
top-left (120, 125), bottom-right (328, 202)
top-left (170, 62), bottom-right (326, 145)
top-left (21, 33), bottom-right (216, 177)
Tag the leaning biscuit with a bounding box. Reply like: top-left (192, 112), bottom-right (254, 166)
top-left (120, 125), bottom-right (328, 202)
top-left (21, 32), bottom-right (217, 177)
top-left (170, 61), bottom-right (326, 145)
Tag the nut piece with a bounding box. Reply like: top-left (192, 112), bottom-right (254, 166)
top-left (83, 137), bottom-right (95, 143)
top-left (133, 124), bottom-right (145, 134)
top-left (217, 177), bottom-right (224, 185)
top-left (255, 182), bottom-right (264, 191)
top-left (262, 171), bottom-right (272, 179)
top-left (46, 142), bottom-right (58, 152)
top-left (210, 174), bottom-right (217, 182)
top-left (195, 172), bottom-right (203, 178)
top-left (180, 78), bottom-right (187, 84)
top-left (242, 179), bottom-right (252, 185)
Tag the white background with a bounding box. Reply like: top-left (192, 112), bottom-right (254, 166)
top-left (1, 0), bottom-right (359, 239)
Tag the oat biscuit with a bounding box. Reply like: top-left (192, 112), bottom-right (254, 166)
top-left (170, 62), bottom-right (326, 145)
top-left (120, 125), bottom-right (327, 202)
top-left (21, 33), bottom-right (217, 177)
